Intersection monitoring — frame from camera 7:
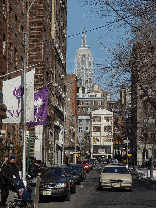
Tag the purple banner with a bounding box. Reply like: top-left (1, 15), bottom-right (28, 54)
top-left (26, 87), bottom-right (49, 126)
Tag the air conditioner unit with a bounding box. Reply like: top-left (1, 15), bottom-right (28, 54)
top-left (61, 75), bottom-right (64, 79)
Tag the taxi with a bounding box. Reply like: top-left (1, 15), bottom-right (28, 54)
top-left (99, 163), bottom-right (132, 191)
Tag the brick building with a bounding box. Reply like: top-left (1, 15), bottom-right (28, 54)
top-left (130, 42), bottom-right (156, 166)
top-left (65, 74), bottom-right (78, 163)
top-left (0, 0), bottom-right (67, 166)
top-left (0, 0), bottom-right (7, 125)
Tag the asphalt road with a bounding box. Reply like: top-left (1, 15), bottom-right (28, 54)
top-left (38, 166), bottom-right (156, 208)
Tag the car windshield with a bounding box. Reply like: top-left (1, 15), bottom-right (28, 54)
top-left (41, 168), bottom-right (63, 178)
top-left (102, 167), bottom-right (129, 174)
top-left (64, 168), bottom-right (71, 175)
top-left (69, 165), bottom-right (80, 171)
top-left (81, 161), bottom-right (88, 164)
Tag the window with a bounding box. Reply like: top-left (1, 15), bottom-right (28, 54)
top-left (87, 108), bottom-right (90, 112)
top-left (82, 107), bottom-right (85, 112)
top-left (21, 25), bottom-right (24, 44)
top-left (122, 116), bottom-right (126, 122)
top-left (3, 0), bottom-right (6, 18)
top-left (77, 107), bottom-right (80, 112)
top-left (93, 101), bottom-right (95, 105)
top-left (93, 126), bottom-right (101, 132)
top-left (79, 119), bottom-right (82, 124)
top-left (115, 117), bottom-right (119, 123)
top-left (14, 48), bottom-right (17, 67)
top-left (104, 126), bottom-right (112, 132)
top-left (86, 119), bottom-right (90, 123)
top-left (104, 117), bottom-right (112, 122)
top-left (93, 116), bottom-right (101, 122)
top-left (79, 127), bottom-right (83, 133)
top-left (9, 43), bottom-right (12, 63)
top-left (114, 127), bottom-right (118, 133)
top-left (82, 101), bottom-right (91, 105)
top-left (14, 15), bottom-right (17, 35)
top-left (98, 101), bottom-right (101, 105)
top-left (82, 87), bottom-right (85, 94)
top-left (86, 127), bottom-right (88, 130)
top-left (3, 34), bottom-right (6, 56)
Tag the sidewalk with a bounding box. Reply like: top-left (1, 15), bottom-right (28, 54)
top-left (130, 167), bottom-right (156, 183)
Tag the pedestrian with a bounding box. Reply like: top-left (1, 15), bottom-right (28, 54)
top-left (1, 154), bottom-right (20, 208)
top-left (28, 157), bottom-right (41, 202)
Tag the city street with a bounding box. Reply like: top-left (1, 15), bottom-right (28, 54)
top-left (38, 166), bottom-right (156, 208)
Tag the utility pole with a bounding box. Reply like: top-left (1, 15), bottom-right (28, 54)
top-left (126, 137), bottom-right (128, 168)
top-left (23, 0), bottom-right (37, 187)
top-left (62, 99), bottom-right (65, 165)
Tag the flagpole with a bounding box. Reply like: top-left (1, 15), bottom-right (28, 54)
top-left (23, 0), bottom-right (37, 187)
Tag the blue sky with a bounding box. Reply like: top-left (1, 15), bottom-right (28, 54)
top-left (67, 0), bottom-right (131, 99)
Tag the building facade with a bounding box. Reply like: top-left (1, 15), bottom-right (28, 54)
top-left (130, 42), bottom-right (156, 166)
top-left (65, 74), bottom-right (78, 163)
top-left (74, 24), bottom-right (93, 91)
top-left (0, 0), bottom-right (67, 167)
top-left (91, 109), bottom-right (113, 159)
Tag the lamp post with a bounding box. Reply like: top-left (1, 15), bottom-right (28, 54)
top-left (23, 0), bottom-right (37, 186)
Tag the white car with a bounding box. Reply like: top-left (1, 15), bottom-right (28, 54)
top-left (99, 164), bottom-right (132, 191)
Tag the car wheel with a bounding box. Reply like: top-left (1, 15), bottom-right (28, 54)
top-left (26, 201), bottom-right (34, 208)
top-left (6, 201), bottom-right (15, 208)
top-left (83, 173), bottom-right (86, 180)
top-left (71, 185), bottom-right (76, 194)
top-left (65, 190), bottom-right (71, 201)
top-left (128, 188), bottom-right (132, 192)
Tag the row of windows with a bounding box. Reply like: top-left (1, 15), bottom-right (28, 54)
top-left (78, 125), bottom-right (112, 133)
top-left (93, 126), bottom-right (112, 132)
top-left (78, 119), bottom-right (90, 124)
top-left (93, 116), bottom-right (112, 123)
top-left (77, 100), bottom-right (103, 105)
top-left (78, 126), bottom-right (89, 133)
top-left (78, 107), bottom-right (91, 112)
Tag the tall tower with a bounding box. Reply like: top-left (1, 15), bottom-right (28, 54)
top-left (74, 20), bottom-right (93, 91)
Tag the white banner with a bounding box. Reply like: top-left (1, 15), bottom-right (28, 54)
top-left (2, 69), bottom-right (35, 123)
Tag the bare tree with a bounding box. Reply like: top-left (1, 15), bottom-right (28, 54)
top-left (79, 0), bottom-right (156, 173)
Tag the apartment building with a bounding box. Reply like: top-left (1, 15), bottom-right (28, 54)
top-left (0, 0), bottom-right (67, 166)
top-left (91, 109), bottom-right (113, 159)
top-left (77, 83), bottom-right (111, 144)
top-left (65, 74), bottom-right (78, 163)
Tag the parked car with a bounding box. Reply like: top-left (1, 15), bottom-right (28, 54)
top-left (89, 159), bottom-right (97, 169)
top-left (39, 166), bottom-right (71, 201)
top-left (68, 164), bottom-right (86, 184)
top-left (99, 163), bottom-right (132, 191)
top-left (61, 165), bottom-right (76, 194)
top-left (77, 160), bottom-right (91, 173)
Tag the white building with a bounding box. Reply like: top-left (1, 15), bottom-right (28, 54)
top-left (91, 109), bottom-right (113, 159)
top-left (74, 23), bottom-right (93, 91)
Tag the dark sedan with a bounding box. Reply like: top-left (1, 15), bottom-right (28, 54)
top-left (39, 166), bottom-right (71, 201)
top-left (61, 165), bottom-right (76, 194)
top-left (68, 164), bottom-right (86, 184)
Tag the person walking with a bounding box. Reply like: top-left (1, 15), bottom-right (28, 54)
top-left (1, 154), bottom-right (20, 208)
top-left (28, 157), bottom-right (41, 203)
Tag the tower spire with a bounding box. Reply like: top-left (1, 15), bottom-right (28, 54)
top-left (82, 15), bottom-right (86, 47)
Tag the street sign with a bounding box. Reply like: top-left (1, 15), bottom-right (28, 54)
top-left (127, 154), bottom-right (132, 157)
